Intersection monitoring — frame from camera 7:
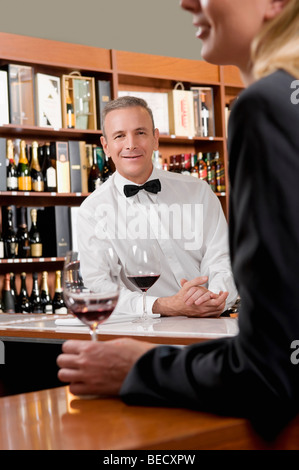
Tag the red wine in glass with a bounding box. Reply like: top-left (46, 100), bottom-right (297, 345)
top-left (127, 274), bottom-right (160, 292)
top-left (69, 294), bottom-right (119, 331)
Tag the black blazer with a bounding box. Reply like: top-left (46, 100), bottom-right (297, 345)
top-left (120, 70), bottom-right (299, 440)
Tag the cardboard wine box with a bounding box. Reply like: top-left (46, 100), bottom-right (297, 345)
top-left (68, 140), bottom-right (88, 193)
top-left (39, 206), bottom-right (71, 258)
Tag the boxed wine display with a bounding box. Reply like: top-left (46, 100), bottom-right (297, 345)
top-left (191, 86), bottom-right (215, 137)
top-left (168, 83), bottom-right (195, 137)
top-left (6, 64), bottom-right (36, 126)
top-left (35, 73), bottom-right (62, 129)
top-left (61, 72), bottom-right (97, 130)
top-left (68, 140), bottom-right (88, 193)
top-left (39, 206), bottom-right (71, 257)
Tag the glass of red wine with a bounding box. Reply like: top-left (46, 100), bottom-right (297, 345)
top-left (63, 250), bottom-right (120, 341)
top-left (125, 242), bottom-right (161, 323)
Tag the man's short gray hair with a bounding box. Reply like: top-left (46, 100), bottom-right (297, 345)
top-left (101, 96), bottom-right (155, 138)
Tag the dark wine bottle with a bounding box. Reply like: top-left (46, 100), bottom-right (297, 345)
top-left (3, 206), bottom-right (18, 259)
top-left (42, 142), bottom-right (57, 192)
top-left (88, 145), bottom-right (103, 192)
top-left (29, 209), bottom-right (42, 258)
top-left (18, 272), bottom-right (31, 313)
top-left (206, 152), bottom-right (216, 192)
top-left (6, 139), bottom-right (18, 191)
top-left (17, 207), bottom-right (30, 258)
top-left (40, 271), bottom-right (53, 314)
top-left (10, 272), bottom-right (18, 312)
top-left (102, 153), bottom-right (114, 182)
top-left (2, 272), bottom-right (15, 313)
top-left (30, 272), bottom-right (43, 313)
top-left (30, 141), bottom-right (44, 192)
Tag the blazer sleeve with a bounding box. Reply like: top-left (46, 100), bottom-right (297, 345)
top-left (120, 72), bottom-right (299, 440)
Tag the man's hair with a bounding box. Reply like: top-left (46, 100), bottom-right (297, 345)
top-left (252, 0), bottom-right (299, 80)
top-left (101, 95), bottom-right (155, 138)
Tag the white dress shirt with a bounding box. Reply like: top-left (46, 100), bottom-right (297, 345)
top-left (77, 166), bottom-right (238, 315)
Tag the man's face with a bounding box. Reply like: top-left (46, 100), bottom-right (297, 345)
top-left (101, 106), bottom-right (159, 184)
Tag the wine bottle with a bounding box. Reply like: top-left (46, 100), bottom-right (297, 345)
top-left (17, 207), bottom-right (30, 258)
top-left (42, 142), bottom-right (57, 192)
top-left (29, 209), bottom-right (42, 258)
top-left (215, 152), bottom-right (226, 193)
top-left (88, 145), bottom-right (103, 192)
top-left (198, 152), bottom-right (208, 182)
top-left (30, 272), bottom-right (43, 313)
top-left (65, 80), bottom-right (75, 129)
top-left (190, 154), bottom-right (199, 178)
top-left (102, 153), bottom-right (114, 182)
top-left (6, 139), bottom-right (18, 190)
top-left (201, 92), bottom-right (209, 137)
top-left (10, 272), bottom-right (18, 312)
top-left (173, 155), bottom-right (181, 173)
top-left (206, 152), bottom-right (216, 192)
top-left (18, 272), bottom-right (31, 313)
top-left (168, 156), bottom-right (174, 172)
top-left (30, 141), bottom-right (44, 192)
top-left (2, 272), bottom-right (15, 313)
top-left (40, 271), bottom-right (53, 314)
top-left (0, 230), bottom-right (4, 259)
top-left (180, 154), bottom-right (191, 175)
top-left (3, 206), bottom-right (18, 259)
top-left (17, 140), bottom-right (32, 191)
top-left (53, 270), bottom-right (67, 314)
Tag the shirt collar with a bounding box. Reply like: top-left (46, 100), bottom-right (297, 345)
top-left (113, 167), bottom-right (160, 203)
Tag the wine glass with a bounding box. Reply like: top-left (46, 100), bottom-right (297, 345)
top-left (125, 242), bottom-right (161, 323)
top-left (63, 250), bottom-right (120, 341)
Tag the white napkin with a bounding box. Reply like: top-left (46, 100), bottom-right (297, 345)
top-left (54, 313), bottom-right (160, 326)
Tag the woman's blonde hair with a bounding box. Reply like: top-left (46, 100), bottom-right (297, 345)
top-left (252, 0), bottom-right (299, 80)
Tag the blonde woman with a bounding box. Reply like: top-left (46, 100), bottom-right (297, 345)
top-left (57, 0), bottom-right (299, 440)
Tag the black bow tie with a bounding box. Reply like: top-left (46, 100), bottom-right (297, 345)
top-left (123, 179), bottom-right (161, 198)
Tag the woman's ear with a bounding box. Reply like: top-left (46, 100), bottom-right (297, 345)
top-left (264, 0), bottom-right (290, 20)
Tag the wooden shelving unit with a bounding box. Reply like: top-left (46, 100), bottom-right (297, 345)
top-left (0, 32), bottom-right (244, 302)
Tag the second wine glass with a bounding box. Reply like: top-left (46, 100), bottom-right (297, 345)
top-left (125, 242), bottom-right (161, 323)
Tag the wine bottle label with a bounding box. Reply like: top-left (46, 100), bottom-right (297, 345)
top-left (54, 306), bottom-right (68, 314)
top-left (46, 167), bottom-right (56, 188)
top-left (7, 176), bottom-right (18, 189)
top-left (32, 180), bottom-right (44, 192)
top-left (31, 243), bottom-right (42, 257)
top-left (18, 176), bottom-right (32, 191)
top-left (45, 305), bottom-right (53, 314)
top-left (199, 169), bottom-right (207, 180)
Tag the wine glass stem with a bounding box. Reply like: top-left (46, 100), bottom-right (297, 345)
top-left (142, 291), bottom-right (147, 320)
top-left (90, 328), bottom-right (98, 341)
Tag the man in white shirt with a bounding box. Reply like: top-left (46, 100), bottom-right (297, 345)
top-left (77, 96), bottom-right (238, 317)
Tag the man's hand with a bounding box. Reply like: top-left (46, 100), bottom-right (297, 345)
top-left (57, 338), bottom-right (155, 397)
top-left (153, 276), bottom-right (228, 318)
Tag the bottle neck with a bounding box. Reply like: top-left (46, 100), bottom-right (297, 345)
top-left (55, 272), bottom-right (62, 292)
top-left (41, 273), bottom-right (49, 293)
top-left (19, 142), bottom-right (29, 164)
top-left (30, 143), bottom-right (41, 171)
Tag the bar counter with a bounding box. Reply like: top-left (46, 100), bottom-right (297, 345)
top-left (0, 385), bottom-right (299, 450)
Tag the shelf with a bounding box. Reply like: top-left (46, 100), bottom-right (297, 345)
top-left (0, 257), bottom-right (65, 265)
top-left (159, 135), bottom-right (223, 144)
top-left (0, 191), bottom-right (89, 207)
top-left (0, 124), bottom-right (102, 141)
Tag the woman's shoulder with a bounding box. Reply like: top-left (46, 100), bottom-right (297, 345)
top-left (233, 69), bottom-right (296, 112)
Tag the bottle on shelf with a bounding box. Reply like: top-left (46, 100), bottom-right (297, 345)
top-left (173, 155), bottom-right (182, 173)
top-left (18, 272), bottom-right (31, 313)
top-left (168, 156), bottom-right (174, 172)
top-left (198, 152), bottom-right (208, 182)
top-left (6, 139), bottom-right (18, 191)
top-left (40, 271), bottom-right (53, 314)
top-left (29, 272), bottom-right (43, 313)
top-left (206, 152), bottom-right (216, 192)
top-left (10, 272), bottom-right (18, 312)
top-left (17, 140), bottom-right (32, 191)
top-left (102, 153), bottom-right (114, 182)
top-left (53, 270), bottom-right (67, 314)
top-left (215, 152), bottom-right (226, 193)
top-left (2, 272), bottom-right (15, 313)
top-left (65, 80), bottom-right (75, 129)
top-left (88, 145), bottom-right (103, 192)
top-left (29, 209), bottom-right (42, 258)
top-left (17, 206), bottom-right (30, 258)
top-left (180, 154), bottom-right (191, 175)
top-left (30, 141), bottom-right (44, 192)
top-left (0, 229), bottom-right (4, 259)
top-left (201, 92), bottom-right (209, 137)
top-left (3, 206), bottom-right (18, 259)
top-left (190, 154), bottom-right (199, 178)
top-left (42, 142), bottom-right (57, 192)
